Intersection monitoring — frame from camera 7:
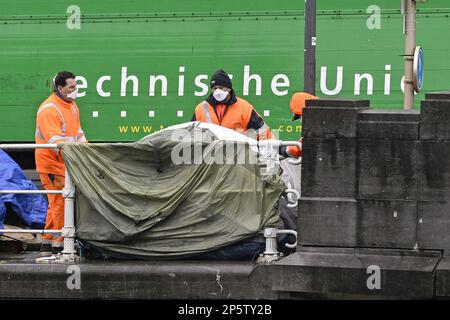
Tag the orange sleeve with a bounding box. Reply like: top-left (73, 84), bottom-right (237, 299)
top-left (194, 104), bottom-right (204, 122)
top-left (247, 107), bottom-right (274, 141)
top-left (74, 106), bottom-right (88, 143)
top-left (77, 108), bottom-right (88, 143)
top-left (76, 127), bottom-right (88, 143)
top-left (287, 138), bottom-right (302, 157)
top-left (262, 127), bottom-right (274, 140)
top-left (287, 145), bottom-right (302, 157)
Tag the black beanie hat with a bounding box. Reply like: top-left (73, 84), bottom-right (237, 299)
top-left (210, 69), bottom-right (232, 89)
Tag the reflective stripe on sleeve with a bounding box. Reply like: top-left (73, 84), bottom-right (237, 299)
top-left (256, 123), bottom-right (269, 135)
top-left (202, 101), bottom-right (213, 123)
top-left (35, 127), bottom-right (45, 140)
top-left (47, 135), bottom-right (76, 144)
top-left (37, 103), bottom-right (67, 134)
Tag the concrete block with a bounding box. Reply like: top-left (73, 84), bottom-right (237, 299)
top-left (357, 121), bottom-right (419, 140)
top-left (358, 140), bottom-right (419, 200)
top-left (298, 197), bottom-right (356, 247)
top-left (356, 199), bottom-right (417, 249)
top-left (302, 107), bottom-right (359, 139)
top-left (303, 100), bottom-right (369, 139)
top-left (302, 138), bottom-right (357, 198)
top-left (425, 91), bottom-right (450, 100)
top-left (420, 99), bottom-right (450, 141)
top-left (271, 247), bottom-right (439, 298)
top-left (417, 201), bottom-right (450, 250)
top-left (0, 257), bottom-right (277, 299)
top-left (306, 99), bottom-right (370, 108)
top-left (417, 141), bottom-right (450, 201)
top-left (436, 257), bottom-right (450, 297)
top-left (358, 109), bottom-right (420, 122)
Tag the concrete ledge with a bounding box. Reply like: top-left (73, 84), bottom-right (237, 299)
top-left (0, 249), bottom-right (445, 299)
top-left (358, 109), bottom-right (420, 122)
top-left (270, 247), bottom-right (441, 299)
top-left (0, 253), bottom-right (277, 299)
top-left (306, 99), bottom-right (370, 108)
top-left (357, 121), bottom-right (419, 140)
top-left (420, 99), bottom-right (450, 141)
top-left (425, 92), bottom-right (450, 100)
top-left (436, 257), bottom-right (450, 297)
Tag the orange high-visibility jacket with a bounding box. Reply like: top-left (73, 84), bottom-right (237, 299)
top-left (35, 92), bottom-right (86, 175)
top-left (279, 140), bottom-right (302, 158)
top-left (286, 139), bottom-right (302, 157)
top-left (284, 92), bottom-right (318, 157)
top-left (194, 97), bottom-right (273, 140)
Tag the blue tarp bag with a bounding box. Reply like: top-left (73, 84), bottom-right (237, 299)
top-left (0, 149), bottom-right (47, 229)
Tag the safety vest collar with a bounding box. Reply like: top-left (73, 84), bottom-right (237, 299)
top-left (51, 92), bottom-right (74, 109)
top-left (206, 88), bottom-right (237, 107)
top-left (202, 101), bottom-right (216, 124)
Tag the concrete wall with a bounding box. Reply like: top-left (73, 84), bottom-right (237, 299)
top-left (298, 93), bottom-right (450, 254)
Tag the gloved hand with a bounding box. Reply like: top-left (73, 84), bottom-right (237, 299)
top-left (279, 143), bottom-right (302, 158)
top-left (279, 145), bottom-right (289, 158)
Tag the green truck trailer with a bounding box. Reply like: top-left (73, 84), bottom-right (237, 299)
top-left (2, 1), bottom-right (450, 300)
top-left (1, 0), bottom-right (449, 143)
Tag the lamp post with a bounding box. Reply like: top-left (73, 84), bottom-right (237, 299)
top-left (304, 0), bottom-right (316, 95)
top-left (403, 0), bottom-right (426, 110)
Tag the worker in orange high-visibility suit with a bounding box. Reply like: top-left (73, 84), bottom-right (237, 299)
top-left (35, 71), bottom-right (87, 253)
top-left (192, 69), bottom-right (273, 140)
top-left (190, 69), bottom-right (276, 260)
top-left (279, 92), bottom-right (318, 158)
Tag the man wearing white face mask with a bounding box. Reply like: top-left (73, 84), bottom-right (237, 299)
top-left (35, 71), bottom-right (87, 253)
top-left (192, 69), bottom-right (273, 140)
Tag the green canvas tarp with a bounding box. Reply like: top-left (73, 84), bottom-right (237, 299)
top-left (62, 124), bottom-right (285, 260)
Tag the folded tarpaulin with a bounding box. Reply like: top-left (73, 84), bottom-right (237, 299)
top-left (0, 149), bottom-right (47, 229)
top-left (63, 123), bottom-right (285, 260)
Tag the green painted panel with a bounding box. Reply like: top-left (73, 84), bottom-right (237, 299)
top-left (0, 15), bottom-right (304, 141)
top-left (0, 0), bottom-right (449, 142)
top-left (0, 0), bottom-right (303, 16)
top-left (317, 0), bottom-right (443, 10)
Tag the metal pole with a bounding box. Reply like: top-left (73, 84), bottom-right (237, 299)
top-left (62, 168), bottom-right (76, 256)
top-left (253, 140), bottom-right (303, 165)
top-left (0, 190), bottom-right (63, 194)
top-left (304, 0), bottom-right (316, 95)
top-left (0, 229), bottom-right (62, 234)
top-left (253, 140), bottom-right (302, 149)
top-left (263, 228), bottom-right (279, 255)
top-left (404, 0), bottom-right (416, 110)
top-left (0, 143), bottom-right (58, 150)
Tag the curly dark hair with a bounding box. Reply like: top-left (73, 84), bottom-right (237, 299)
top-left (53, 71), bottom-right (75, 89)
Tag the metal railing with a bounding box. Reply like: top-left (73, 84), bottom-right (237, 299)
top-left (0, 143), bottom-right (76, 261)
top-left (0, 139), bottom-right (301, 263)
top-left (257, 227), bottom-right (298, 264)
top-left (251, 140), bottom-right (302, 165)
top-left (254, 140), bottom-right (301, 263)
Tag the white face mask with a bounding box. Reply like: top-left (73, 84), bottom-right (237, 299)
top-left (213, 88), bottom-right (229, 102)
top-left (66, 88), bottom-right (78, 100)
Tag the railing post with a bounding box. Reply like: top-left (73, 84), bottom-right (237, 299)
top-left (62, 168), bottom-right (76, 257)
top-left (0, 143), bottom-right (78, 261)
top-left (257, 228), bottom-right (298, 264)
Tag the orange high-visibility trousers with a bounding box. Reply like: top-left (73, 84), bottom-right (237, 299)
top-left (39, 173), bottom-right (65, 245)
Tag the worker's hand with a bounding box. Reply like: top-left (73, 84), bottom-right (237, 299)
top-left (279, 145), bottom-right (289, 158)
top-left (56, 143), bottom-right (64, 161)
top-left (279, 145), bottom-right (301, 158)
